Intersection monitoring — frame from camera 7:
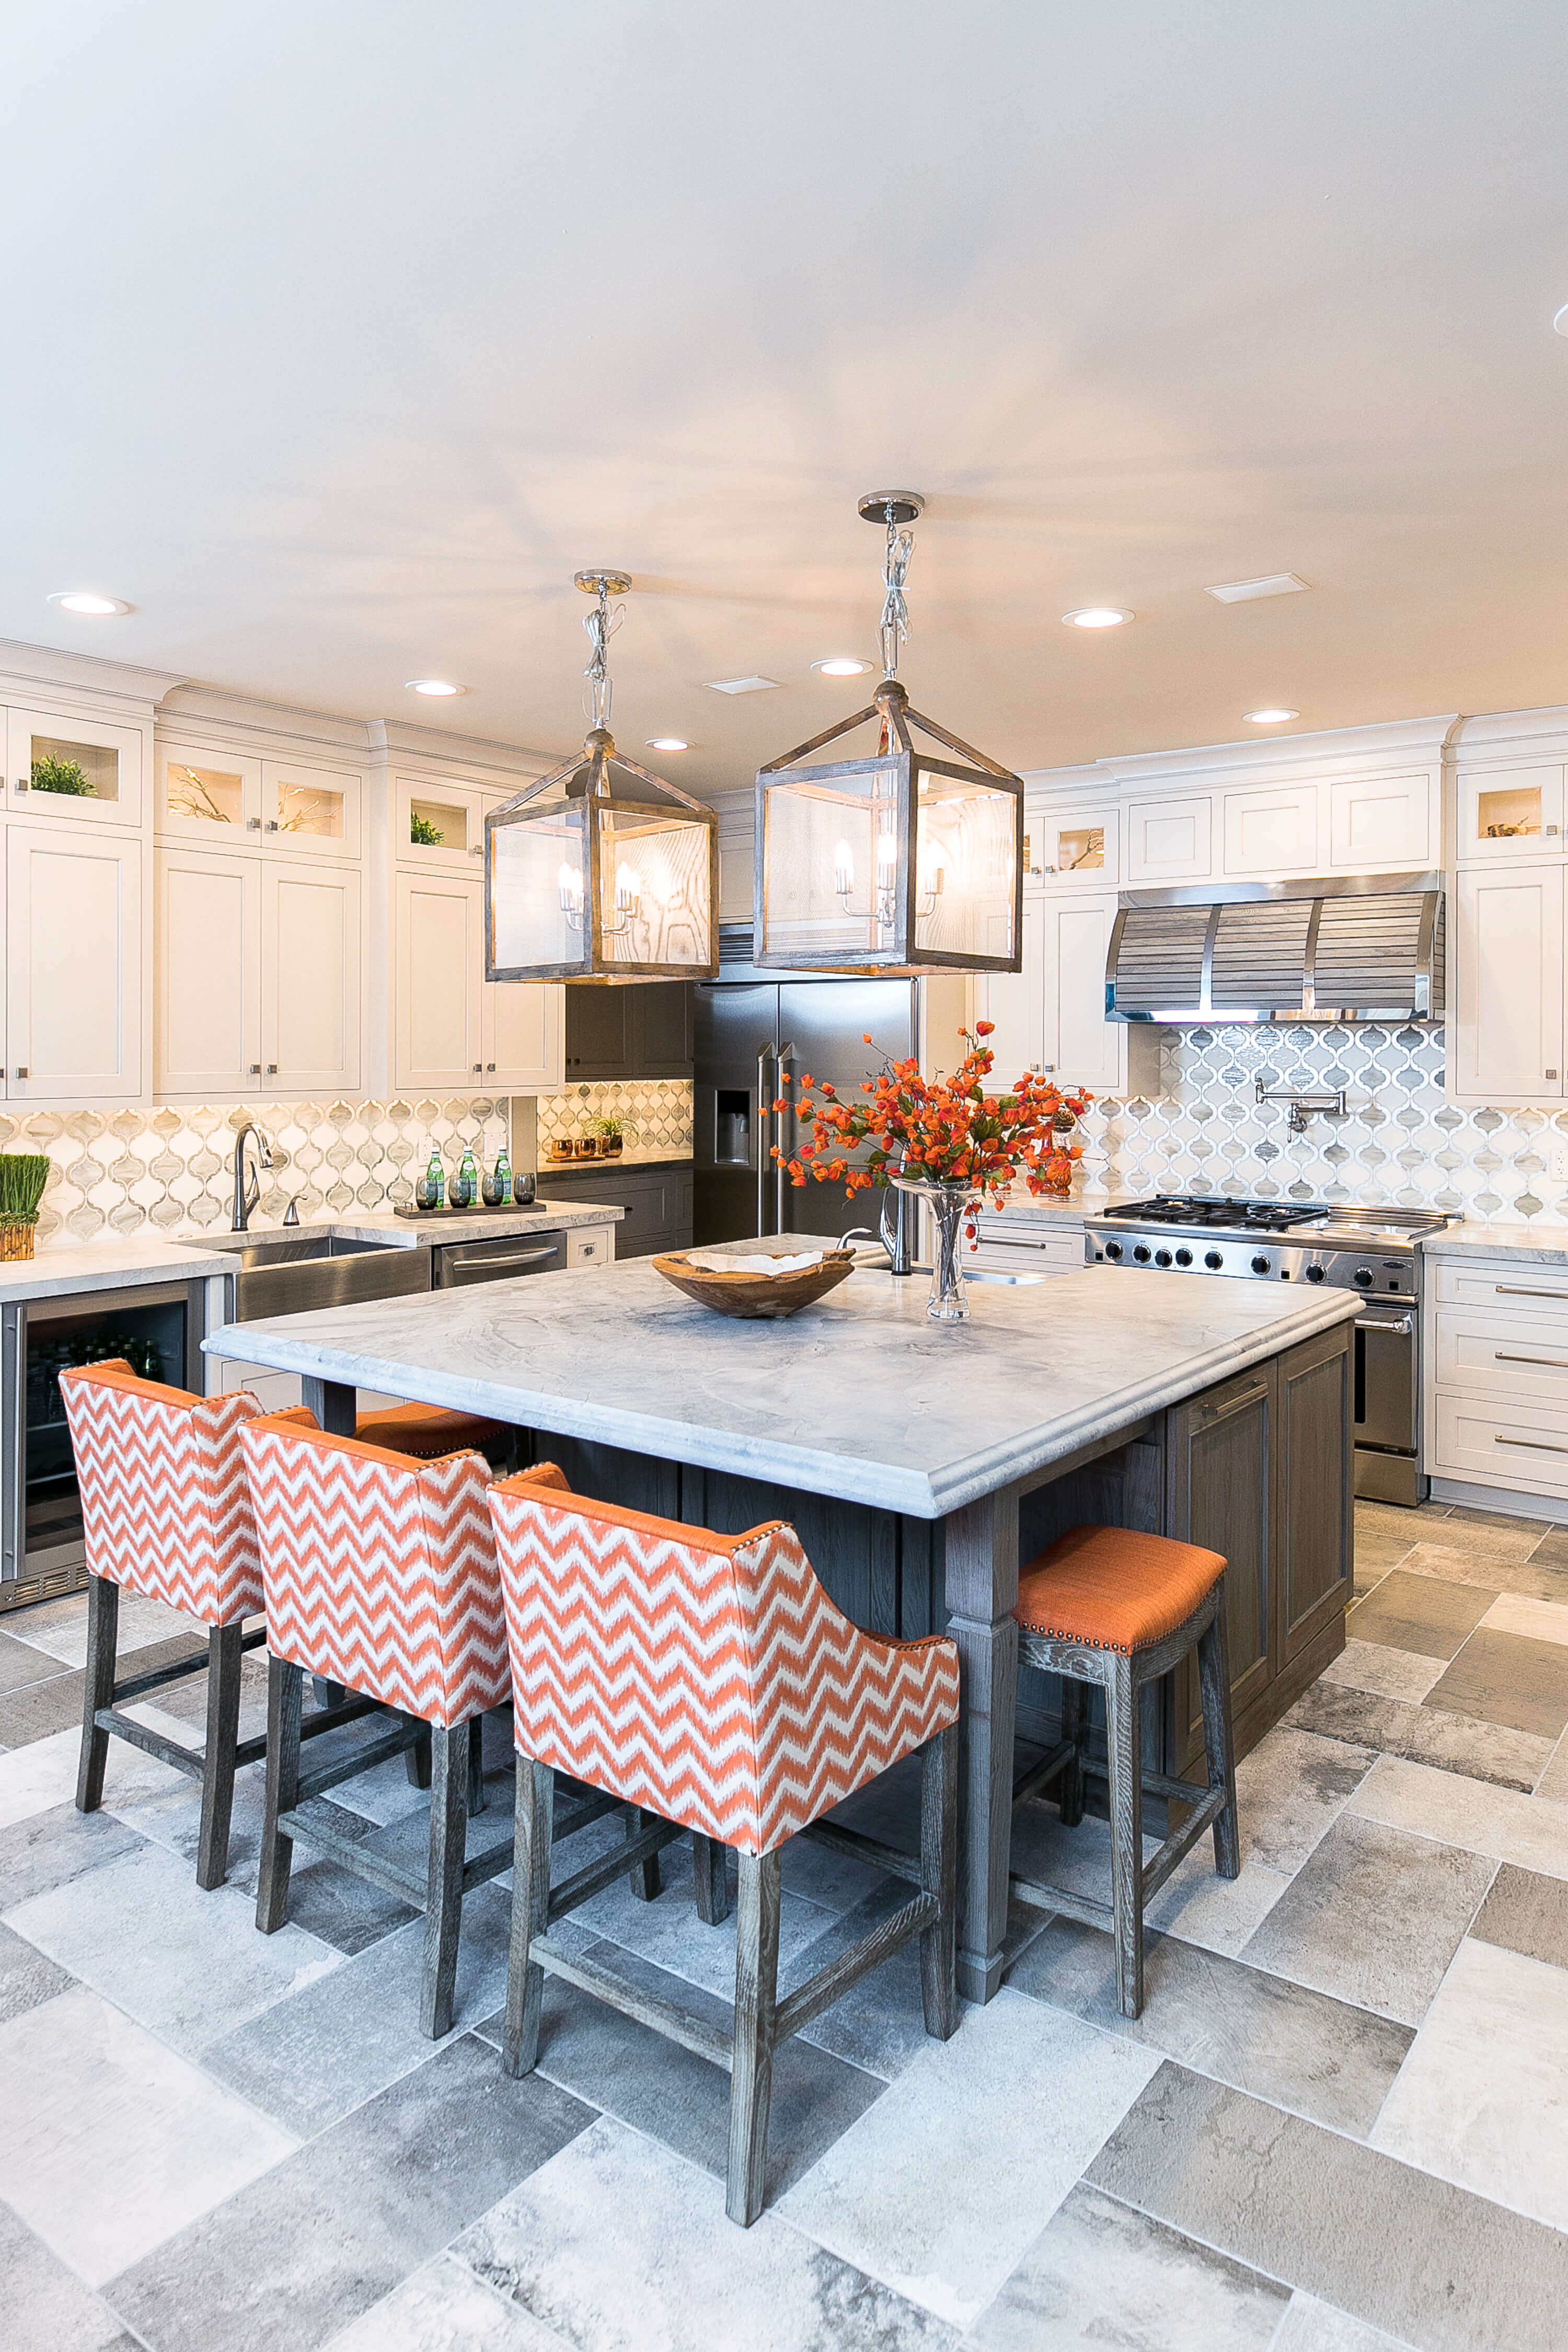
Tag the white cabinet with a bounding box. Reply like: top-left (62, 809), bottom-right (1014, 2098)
top-left (1451, 866), bottom-right (1563, 1101)
top-left (157, 743), bottom-right (361, 861)
top-left (6, 706), bottom-right (144, 829)
top-left (1455, 763), bottom-right (1565, 865)
top-left (1328, 772), bottom-right (1433, 870)
top-left (155, 848), bottom-right (361, 1099)
top-left (394, 870), bottom-right (561, 1094)
top-left (567, 1224), bottom-right (615, 1267)
top-left (1126, 794), bottom-right (1213, 882)
top-left (1032, 804), bottom-right (1120, 889)
top-left (395, 775), bottom-right (491, 873)
top-left (262, 759), bottom-right (360, 861)
top-left (5, 824), bottom-right (142, 1102)
top-left (1221, 784), bottom-right (1319, 878)
top-left (1043, 892), bottom-right (1129, 1093)
top-left (973, 899), bottom-right (1044, 1083)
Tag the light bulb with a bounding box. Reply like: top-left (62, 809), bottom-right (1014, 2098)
top-left (876, 831), bottom-right (898, 871)
top-left (557, 860), bottom-right (582, 910)
top-left (834, 839), bottom-right (854, 893)
top-left (615, 860), bottom-right (642, 912)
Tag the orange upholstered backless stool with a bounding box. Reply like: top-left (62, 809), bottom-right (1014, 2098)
top-left (1008, 1524), bottom-right (1240, 2020)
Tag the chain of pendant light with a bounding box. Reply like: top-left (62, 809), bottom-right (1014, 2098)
top-left (582, 576), bottom-right (624, 730)
top-left (878, 501), bottom-right (915, 679)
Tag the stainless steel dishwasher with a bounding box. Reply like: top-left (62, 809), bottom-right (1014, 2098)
top-left (429, 1230), bottom-right (568, 1288)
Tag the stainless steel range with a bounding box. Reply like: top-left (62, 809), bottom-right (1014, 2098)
top-left (1084, 1196), bottom-right (1452, 1507)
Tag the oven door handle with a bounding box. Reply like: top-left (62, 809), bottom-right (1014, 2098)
top-left (1354, 1313), bottom-right (1413, 1336)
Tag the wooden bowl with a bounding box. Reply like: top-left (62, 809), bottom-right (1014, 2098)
top-left (651, 1249), bottom-right (856, 1320)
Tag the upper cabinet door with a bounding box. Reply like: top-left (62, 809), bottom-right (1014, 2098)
top-left (156, 741), bottom-right (263, 844)
top-left (260, 759), bottom-right (361, 861)
top-left (1034, 805), bottom-right (1121, 890)
top-left (973, 898), bottom-right (1044, 1086)
top-left (1452, 866), bottom-right (1564, 1102)
top-left (5, 706), bottom-right (143, 828)
top-left (400, 777), bottom-right (490, 873)
top-left (262, 859), bottom-right (362, 1096)
top-left (155, 847), bottom-right (262, 1099)
top-left (1456, 763), bottom-right (1565, 864)
top-left (1327, 771), bottom-right (1433, 871)
top-left (1220, 784), bottom-right (1320, 878)
top-left (5, 824), bottom-right (142, 1102)
top-left (484, 979), bottom-right (563, 1091)
top-left (1043, 890), bottom-right (1127, 1094)
top-left (395, 870), bottom-right (482, 1092)
top-left (1125, 794), bottom-right (1214, 883)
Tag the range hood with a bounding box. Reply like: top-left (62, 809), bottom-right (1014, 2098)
top-left (1105, 872), bottom-right (1444, 1025)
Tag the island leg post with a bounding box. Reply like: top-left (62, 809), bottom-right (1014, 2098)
top-left (302, 1376), bottom-right (357, 1436)
top-left (942, 1484), bottom-right (1020, 2006)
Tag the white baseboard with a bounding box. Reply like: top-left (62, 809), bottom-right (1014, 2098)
top-left (1428, 1475), bottom-right (1566, 1525)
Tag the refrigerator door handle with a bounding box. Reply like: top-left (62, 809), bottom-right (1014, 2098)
top-left (775, 1042), bottom-right (795, 1232)
top-left (756, 1045), bottom-right (775, 1235)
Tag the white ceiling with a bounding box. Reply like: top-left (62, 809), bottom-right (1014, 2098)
top-left (4, 3), bottom-right (1567, 794)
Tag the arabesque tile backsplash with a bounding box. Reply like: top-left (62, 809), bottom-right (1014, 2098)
top-left (1, 1079), bottom-right (696, 1250)
top-left (1071, 1023), bottom-right (1568, 1224)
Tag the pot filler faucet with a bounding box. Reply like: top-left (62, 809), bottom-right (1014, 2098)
top-left (231, 1122), bottom-right (274, 1232)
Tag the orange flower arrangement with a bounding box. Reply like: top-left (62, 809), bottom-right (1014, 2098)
top-left (772, 1023), bottom-right (1091, 1239)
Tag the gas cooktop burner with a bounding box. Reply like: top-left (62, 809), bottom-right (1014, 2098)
top-left (1101, 1196), bottom-right (1325, 1233)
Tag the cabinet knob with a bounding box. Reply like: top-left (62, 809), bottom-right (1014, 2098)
top-left (249, 1064), bottom-right (261, 1075)
top-left (485, 1061), bottom-right (495, 1071)
top-left (266, 1064), bottom-right (278, 1075)
top-left (472, 1063), bottom-right (483, 1074)
top-left (264, 821), bottom-right (279, 833)
top-left (246, 816), bottom-right (262, 830)
top-left (14, 1066), bottom-right (27, 1079)
top-left (14, 777), bottom-right (28, 792)
top-left (1549, 1069), bottom-right (1560, 1081)
top-left (470, 846), bottom-right (484, 858)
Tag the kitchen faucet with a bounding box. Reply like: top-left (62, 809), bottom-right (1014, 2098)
top-left (231, 1122), bottom-right (274, 1231)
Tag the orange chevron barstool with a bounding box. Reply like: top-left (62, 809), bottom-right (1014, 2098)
top-left (1007, 1525), bottom-right (1241, 2020)
top-left (486, 1466), bottom-right (963, 2227)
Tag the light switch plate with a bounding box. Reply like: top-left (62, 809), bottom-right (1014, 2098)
top-left (1551, 1145), bottom-right (1568, 1182)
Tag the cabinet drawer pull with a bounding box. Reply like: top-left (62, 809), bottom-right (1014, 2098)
top-left (1357, 1315), bottom-right (1413, 1336)
top-left (1495, 1434), bottom-right (1568, 1455)
top-left (1195, 1379), bottom-right (1268, 1427)
top-left (1495, 1350), bottom-right (1568, 1368)
top-left (1495, 1285), bottom-right (1568, 1299)
top-left (14, 1067), bottom-right (27, 1079)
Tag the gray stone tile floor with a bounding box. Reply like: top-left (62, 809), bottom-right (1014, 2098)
top-left (0, 1498), bottom-right (1566, 2350)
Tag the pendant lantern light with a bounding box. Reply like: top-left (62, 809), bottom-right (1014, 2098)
top-left (753, 493), bottom-right (1024, 975)
top-left (485, 571), bottom-right (718, 984)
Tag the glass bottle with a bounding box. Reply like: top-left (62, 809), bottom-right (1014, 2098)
top-left (483, 1147), bottom-right (511, 1209)
top-left (416, 1146), bottom-right (444, 1213)
top-left (450, 1148), bottom-right (478, 1209)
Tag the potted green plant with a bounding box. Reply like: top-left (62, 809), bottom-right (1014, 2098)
top-left (31, 754), bottom-right (95, 797)
top-left (593, 1115), bottom-right (626, 1158)
top-left (0, 1153), bottom-right (50, 1260)
top-left (409, 812), bottom-right (443, 846)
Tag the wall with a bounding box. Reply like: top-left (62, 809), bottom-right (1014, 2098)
top-left (0, 1096), bottom-right (509, 1248)
top-left (535, 1079), bottom-right (694, 1165)
top-left (1074, 1022), bottom-right (1568, 1225)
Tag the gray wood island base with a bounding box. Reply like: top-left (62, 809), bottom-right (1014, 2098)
top-left (205, 1255), bottom-right (1358, 2005)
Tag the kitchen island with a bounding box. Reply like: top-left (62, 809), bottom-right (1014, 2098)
top-left (205, 1255), bottom-right (1358, 2002)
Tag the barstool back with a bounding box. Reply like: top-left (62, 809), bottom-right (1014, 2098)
top-left (60, 1361), bottom-right (264, 1624)
top-left (487, 1466), bottom-right (960, 1857)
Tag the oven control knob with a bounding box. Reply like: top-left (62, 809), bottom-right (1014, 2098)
top-left (1174, 1247), bottom-right (1193, 1266)
top-left (1155, 1248), bottom-right (1173, 1267)
top-left (1305, 1263), bottom-right (1326, 1283)
top-left (1133, 1244), bottom-right (1152, 1263)
top-left (1204, 1250), bottom-right (1224, 1270)
top-left (1104, 1240), bottom-right (1123, 1261)
top-left (1251, 1254), bottom-right (1272, 1275)
top-left (1354, 1266), bottom-right (1374, 1288)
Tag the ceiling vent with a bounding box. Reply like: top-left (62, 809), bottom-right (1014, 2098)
top-left (1204, 573), bottom-right (1310, 603)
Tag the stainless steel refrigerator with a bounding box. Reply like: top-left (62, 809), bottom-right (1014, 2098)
top-left (694, 928), bottom-right (963, 1246)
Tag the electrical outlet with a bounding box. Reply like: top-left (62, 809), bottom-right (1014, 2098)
top-left (1552, 1145), bottom-right (1568, 1183)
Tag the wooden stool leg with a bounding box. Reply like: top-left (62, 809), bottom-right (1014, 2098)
top-left (76, 1575), bottom-right (119, 1814)
top-left (693, 1833), bottom-right (731, 1926)
top-left (503, 1760), bottom-right (555, 2077)
top-left (727, 1849), bottom-right (782, 2227)
top-left (919, 1722), bottom-right (959, 2041)
top-left (628, 1805), bottom-right (662, 1901)
top-left (1104, 1653), bottom-right (1145, 2021)
top-left (1057, 1674), bottom-right (1087, 1829)
top-left (312, 1676), bottom-right (345, 1710)
top-left (405, 1718), bottom-right (433, 1789)
top-left (467, 1715), bottom-right (487, 1818)
top-left (256, 1656), bottom-right (302, 1933)
top-left (1197, 1588), bottom-right (1240, 1882)
top-left (196, 1622), bottom-right (245, 1891)
top-left (422, 1723), bottom-right (469, 2039)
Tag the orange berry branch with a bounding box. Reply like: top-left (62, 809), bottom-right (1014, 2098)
top-left (770, 1023), bottom-right (1091, 1241)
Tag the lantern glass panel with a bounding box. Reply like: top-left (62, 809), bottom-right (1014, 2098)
top-left (913, 765), bottom-right (1019, 963)
top-left (759, 756), bottom-right (903, 963)
top-left (593, 804), bottom-right (714, 972)
top-left (490, 804), bottom-right (586, 973)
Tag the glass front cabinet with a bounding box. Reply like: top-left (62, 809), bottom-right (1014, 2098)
top-left (6, 707), bottom-right (144, 828)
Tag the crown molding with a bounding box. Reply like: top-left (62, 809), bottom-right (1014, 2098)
top-left (0, 635), bottom-right (188, 713)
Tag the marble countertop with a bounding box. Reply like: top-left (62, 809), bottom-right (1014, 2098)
top-left (270, 1201), bottom-right (626, 1249)
top-left (204, 1252), bottom-right (1359, 1519)
top-left (1420, 1222), bottom-right (1568, 1266)
top-left (0, 1236), bottom-right (240, 1304)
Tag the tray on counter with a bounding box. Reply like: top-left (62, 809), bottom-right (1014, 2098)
top-left (391, 1201), bottom-right (546, 1220)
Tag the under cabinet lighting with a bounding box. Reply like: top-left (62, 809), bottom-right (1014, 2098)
top-left (1244, 708), bottom-right (1300, 725)
top-left (406, 678), bottom-right (467, 697)
top-left (1062, 606), bottom-right (1132, 629)
top-left (48, 591), bottom-right (131, 616)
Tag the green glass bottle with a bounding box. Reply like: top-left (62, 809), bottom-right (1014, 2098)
top-left (451, 1148), bottom-right (478, 1209)
top-left (417, 1146), bottom-right (444, 1213)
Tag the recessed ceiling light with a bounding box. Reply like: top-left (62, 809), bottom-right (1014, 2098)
top-left (1062, 607), bottom-right (1132, 629)
top-left (812, 657), bottom-right (872, 677)
top-left (1244, 708), bottom-right (1299, 725)
top-left (406, 678), bottom-right (467, 697)
top-left (647, 737), bottom-right (688, 752)
top-left (48, 590), bottom-right (131, 616)
top-left (706, 675), bottom-right (781, 695)
top-left (1206, 573), bottom-right (1310, 603)
top-left (1554, 304), bottom-right (1568, 337)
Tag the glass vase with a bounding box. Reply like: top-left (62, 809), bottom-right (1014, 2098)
top-left (893, 1177), bottom-right (972, 1323)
